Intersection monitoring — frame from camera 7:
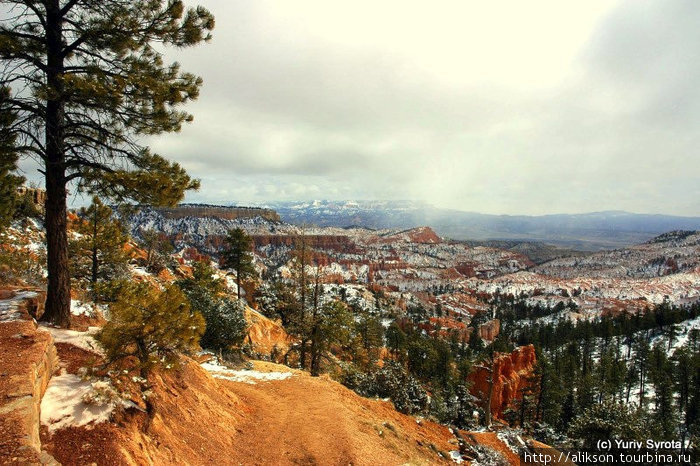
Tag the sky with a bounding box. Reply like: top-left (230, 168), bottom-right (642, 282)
top-left (18, 0), bottom-right (700, 215)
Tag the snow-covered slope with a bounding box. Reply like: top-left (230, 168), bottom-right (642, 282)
top-left (534, 230), bottom-right (700, 278)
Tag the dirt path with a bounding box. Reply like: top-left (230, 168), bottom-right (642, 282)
top-left (220, 368), bottom-right (454, 466)
top-left (38, 356), bottom-right (456, 466)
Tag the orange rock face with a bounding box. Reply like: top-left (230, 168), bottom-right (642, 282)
top-left (243, 307), bottom-right (294, 360)
top-left (468, 344), bottom-right (537, 420)
top-left (478, 319), bottom-right (500, 341)
top-left (406, 227), bottom-right (441, 244)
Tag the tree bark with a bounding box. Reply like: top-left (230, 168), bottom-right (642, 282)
top-left (236, 256), bottom-right (241, 300)
top-left (310, 329), bottom-right (320, 376)
top-left (40, 0), bottom-right (71, 328)
top-left (91, 208), bottom-right (98, 285)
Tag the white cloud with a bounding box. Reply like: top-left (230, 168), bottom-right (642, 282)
top-left (136, 0), bottom-right (700, 215)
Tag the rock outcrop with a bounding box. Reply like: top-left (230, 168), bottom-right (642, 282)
top-left (468, 344), bottom-right (537, 420)
top-left (0, 291), bottom-right (59, 465)
top-left (478, 319), bottom-right (500, 341)
top-left (16, 187), bottom-right (47, 213)
top-left (243, 307), bottom-right (294, 360)
top-left (154, 204), bottom-right (280, 222)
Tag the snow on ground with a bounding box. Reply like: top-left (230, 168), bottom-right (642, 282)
top-left (70, 299), bottom-right (100, 317)
top-left (0, 291), bottom-right (39, 322)
top-left (130, 266), bottom-right (150, 277)
top-left (496, 430), bottom-right (526, 454)
top-left (651, 315), bottom-right (700, 352)
top-left (201, 360), bottom-right (293, 384)
top-left (41, 325), bottom-right (103, 354)
top-left (41, 371), bottom-right (129, 432)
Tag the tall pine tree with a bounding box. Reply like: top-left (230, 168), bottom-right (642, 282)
top-left (0, 0), bottom-right (212, 326)
top-left (221, 227), bottom-right (256, 301)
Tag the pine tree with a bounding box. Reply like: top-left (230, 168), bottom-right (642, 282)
top-left (309, 300), bottom-right (354, 376)
top-left (650, 343), bottom-right (677, 438)
top-left (0, 87), bottom-right (23, 229)
top-left (635, 336), bottom-right (651, 408)
top-left (289, 232), bottom-right (313, 369)
top-left (177, 261), bottom-right (247, 354)
top-left (385, 322), bottom-right (407, 359)
top-left (221, 228), bottom-right (256, 301)
top-left (354, 308), bottom-right (384, 370)
top-left (139, 229), bottom-right (174, 273)
top-left (568, 399), bottom-right (646, 449)
top-left (69, 196), bottom-right (129, 297)
top-left (0, 0), bottom-right (211, 327)
top-left (96, 282), bottom-right (205, 377)
top-left (475, 343), bottom-right (498, 428)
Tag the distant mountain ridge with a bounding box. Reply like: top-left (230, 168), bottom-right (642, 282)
top-left (262, 200), bottom-right (700, 250)
top-left (533, 230), bottom-right (700, 279)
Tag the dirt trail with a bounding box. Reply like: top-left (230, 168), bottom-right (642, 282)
top-left (220, 365), bottom-right (454, 465)
top-left (40, 357), bottom-right (454, 465)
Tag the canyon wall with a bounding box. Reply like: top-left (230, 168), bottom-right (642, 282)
top-left (468, 344), bottom-right (537, 420)
top-left (154, 204), bottom-right (280, 222)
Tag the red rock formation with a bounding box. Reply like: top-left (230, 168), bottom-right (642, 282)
top-left (468, 345), bottom-right (537, 420)
top-left (243, 307), bottom-right (294, 360)
top-left (478, 319), bottom-right (500, 341)
top-left (455, 263), bottom-right (478, 278)
top-left (182, 247), bottom-right (210, 263)
top-left (16, 186), bottom-right (47, 212)
top-left (406, 227), bottom-right (441, 244)
top-left (380, 227), bottom-right (441, 244)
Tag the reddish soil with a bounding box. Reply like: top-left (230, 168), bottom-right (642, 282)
top-left (54, 342), bottom-right (103, 375)
top-left (69, 311), bottom-right (107, 332)
top-left (42, 359), bottom-right (455, 465)
top-left (223, 363), bottom-right (454, 465)
top-left (43, 358), bottom-right (243, 466)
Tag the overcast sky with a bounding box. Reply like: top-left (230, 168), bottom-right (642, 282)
top-left (20, 0), bottom-right (700, 215)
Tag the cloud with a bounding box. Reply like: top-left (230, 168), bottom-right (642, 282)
top-left (137, 0), bottom-right (700, 215)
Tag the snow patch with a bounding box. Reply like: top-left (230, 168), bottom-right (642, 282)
top-left (0, 291), bottom-right (38, 322)
top-left (41, 325), bottom-right (103, 355)
top-left (201, 361), bottom-right (293, 384)
top-left (41, 372), bottom-right (124, 431)
top-left (131, 266), bottom-right (150, 277)
top-left (70, 299), bottom-right (94, 316)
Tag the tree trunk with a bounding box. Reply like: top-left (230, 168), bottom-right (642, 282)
top-left (91, 208), bottom-right (98, 285)
top-left (236, 257), bottom-right (241, 301)
top-left (40, 0), bottom-right (71, 328)
top-left (310, 268), bottom-right (321, 376)
top-left (299, 338), bottom-right (308, 370)
top-left (310, 329), bottom-right (320, 376)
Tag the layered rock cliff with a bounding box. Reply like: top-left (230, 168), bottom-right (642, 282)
top-left (154, 204), bottom-right (280, 222)
top-left (468, 345), bottom-right (537, 420)
top-left (0, 290), bottom-right (59, 465)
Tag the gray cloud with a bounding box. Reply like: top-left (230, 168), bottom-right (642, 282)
top-left (136, 0), bottom-right (700, 215)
